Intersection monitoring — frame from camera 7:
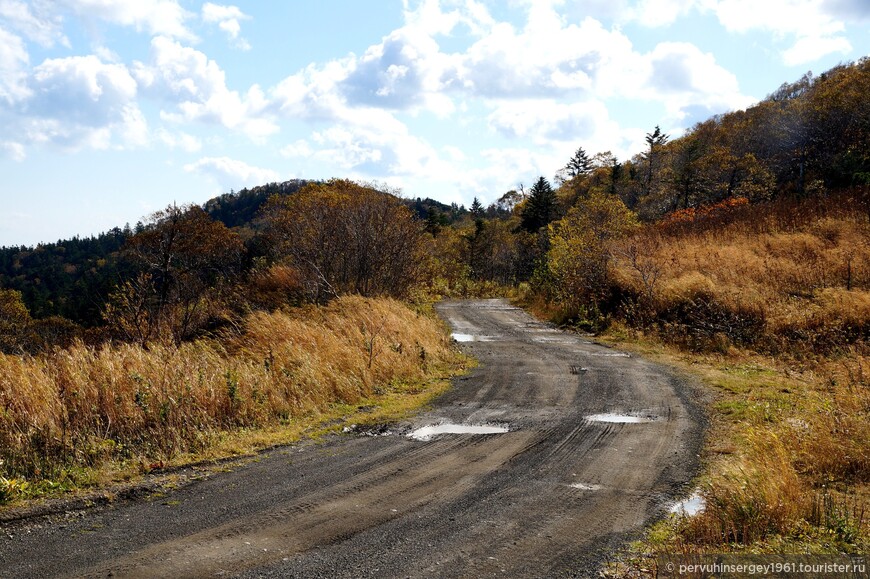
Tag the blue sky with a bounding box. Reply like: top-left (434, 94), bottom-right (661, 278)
top-left (1, 0), bottom-right (868, 246)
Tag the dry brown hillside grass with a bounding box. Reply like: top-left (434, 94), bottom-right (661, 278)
top-left (608, 192), bottom-right (869, 555)
top-left (0, 296), bottom-right (460, 500)
top-left (613, 193), bottom-right (870, 355)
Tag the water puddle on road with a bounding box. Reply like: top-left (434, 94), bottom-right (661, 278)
top-left (451, 333), bottom-right (498, 342)
top-left (670, 492), bottom-right (705, 516)
top-left (585, 413), bottom-right (657, 424)
top-left (570, 483), bottom-right (603, 491)
top-left (408, 423), bottom-right (509, 441)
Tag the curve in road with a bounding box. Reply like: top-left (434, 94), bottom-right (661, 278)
top-left (0, 299), bottom-right (704, 578)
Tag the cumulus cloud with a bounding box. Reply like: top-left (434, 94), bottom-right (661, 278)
top-left (135, 36), bottom-right (276, 139)
top-left (0, 26), bottom-right (30, 103)
top-left (30, 55), bottom-right (137, 123)
top-left (18, 55), bottom-right (148, 151)
top-left (626, 0), bottom-right (698, 27)
top-left (266, 0), bottom-right (755, 181)
top-left (156, 127), bottom-right (201, 152)
top-left (782, 35), bottom-right (852, 67)
top-left (487, 100), bottom-right (613, 143)
top-left (703, 0), bottom-right (853, 65)
top-left (309, 111), bottom-right (449, 179)
top-left (0, 0), bottom-right (66, 47)
top-left (280, 139), bottom-right (312, 158)
top-left (201, 3), bottom-right (251, 50)
top-left (341, 29), bottom-right (449, 111)
top-left (642, 42), bottom-right (753, 123)
top-left (453, 16), bottom-right (630, 99)
top-left (459, 146), bottom-right (557, 198)
top-left (184, 156), bottom-right (281, 190)
top-left (823, 0), bottom-right (870, 20)
top-left (58, 0), bottom-right (194, 41)
top-left (401, 0), bottom-right (495, 37)
top-left (0, 140), bottom-right (25, 161)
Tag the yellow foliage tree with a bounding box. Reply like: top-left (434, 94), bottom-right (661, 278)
top-left (547, 193), bottom-right (639, 318)
top-left (0, 288), bottom-right (31, 354)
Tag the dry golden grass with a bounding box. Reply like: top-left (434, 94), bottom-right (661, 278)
top-left (591, 194), bottom-right (870, 561)
top-left (612, 193), bottom-right (870, 354)
top-left (594, 327), bottom-right (869, 567)
top-left (0, 296), bottom-right (462, 499)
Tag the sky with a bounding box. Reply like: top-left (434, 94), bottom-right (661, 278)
top-left (0, 0), bottom-right (868, 246)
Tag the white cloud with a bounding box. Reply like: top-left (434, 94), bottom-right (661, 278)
top-left (402, 0), bottom-right (495, 37)
top-left (156, 127), bottom-right (201, 152)
top-left (135, 36), bottom-right (277, 139)
top-left (0, 25), bottom-right (30, 103)
top-left (487, 100), bottom-right (613, 143)
top-left (624, 0), bottom-right (700, 27)
top-left (30, 55), bottom-right (137, 123)
top-left (454, 16), bottom-right (630, 98)
top-left (59, 0), bottom-right (194, 41)
top-left (823, 0), bottom-right (870, 20)
top-left (702, 0), bottom-right (853, 65)
top-left (0, 140), bottom-right (25, 161)
top-left (184, 156), bottom-right (281, 190)
top-left (341, 28), bottom-right (456, 114)
top-left (641, 42), bottom-right (754, 123)
top-left (309, 113), bottom-right (448, 178)
top-left (0, 0), bottom-right (66, 47)
top-left (280, 139), bottom-right (312, 158)
top-left (781, 34), bottom-right (852, 67)
top-left (19, 55), bottom-right (148, 151)
top-left (201, 3), bottom-right (251, 50)
top-left (461, 146), bottom-right (556, 198)
top-left (266, 0), bottom-right (755, 188)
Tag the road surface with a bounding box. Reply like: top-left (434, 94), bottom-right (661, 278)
top-left (0, 299), bottom-right (704, 578)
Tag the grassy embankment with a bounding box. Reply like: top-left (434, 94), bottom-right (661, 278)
top-left (0, 296), bottom-right (469, 505)
top-left (587, 194), bottom-right (870, 569)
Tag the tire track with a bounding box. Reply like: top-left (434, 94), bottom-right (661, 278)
top-left (0, 299), bottom-right (704, 579)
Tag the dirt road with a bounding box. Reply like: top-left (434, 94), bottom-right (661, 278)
top-left (0, 299), bottom-right (704, 578)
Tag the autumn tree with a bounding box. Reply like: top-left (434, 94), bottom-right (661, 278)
top-left (263, 179), bottom-right (426, 302)
top-left (546, 193), bottom-right (638, 321)
top-left (106, 204), bottom-right (244, 345)
top-left (491, 189), bottom-right (523, 217)
top-left (467, 218), bottom-right (525, 285)
top-left (0, 288), bottom-right (31, 354)
top-left (643, 125), bottom-right (669, 196)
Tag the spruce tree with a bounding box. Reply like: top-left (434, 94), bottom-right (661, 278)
top-left (520, 177), bottom-right (557, 232)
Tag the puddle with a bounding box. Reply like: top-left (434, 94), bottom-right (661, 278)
top-left (451, 333), bottom-right (498, 342)
top-left (587, 352), bottom-right (631, 358)
top-left (531, 336), bottom-right (576, 344)
top-left (570, 483), bottom-right (603, 491)
top-left (670, 492), bottom-right (705, 516)
top-left (585, 413), bottom-right (657, 424)
top-left (408, 423), bottom-right (509, 441)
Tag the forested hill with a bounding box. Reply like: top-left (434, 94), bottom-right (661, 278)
top-left (203, 179), bottom-right (310, 228)
top-left (0, 177), bottom-right (468, 326)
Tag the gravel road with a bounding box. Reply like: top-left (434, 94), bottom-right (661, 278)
top-left (0, 299), bottom-right (704, 578)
